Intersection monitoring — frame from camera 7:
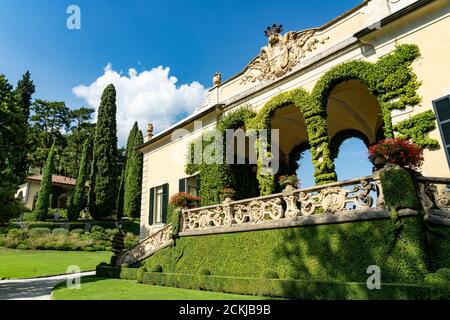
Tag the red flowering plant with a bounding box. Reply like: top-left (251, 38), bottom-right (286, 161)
top-left (368, 138), bottom-right (424, 170)
top-left (169, 192), bottom-right (201, 209)
top-left (278, 174), bottom-right (300, 189)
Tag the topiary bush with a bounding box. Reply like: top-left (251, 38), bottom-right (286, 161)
top-left (198, 268), bottom-right (211, 276)
top-left (261, 269), bottom-right (279, 279)
top-left (137, 267), bottom-right (147, 283)
top-left (423, 273), bottom-right (448, 287)
top-left (150, 264), bottom-right (163, 273)
top-left (91, 225), bottom-right (105, 233)
top-left (435, 268), bottom-right (450, 281)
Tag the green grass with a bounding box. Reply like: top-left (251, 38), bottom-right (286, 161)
top-left (52, 277), bottom-right (275, 300)
top-left (0, 248), bottom-right (112, 279)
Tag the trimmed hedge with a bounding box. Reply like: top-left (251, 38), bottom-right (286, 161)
top-left (95, 266), bottom-right (449, 300)
top-left (142, 217), bottom-right (428, 284)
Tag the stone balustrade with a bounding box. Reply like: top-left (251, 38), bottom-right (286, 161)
top-left (116, 224), bottom-right (173, 266)
top-left (181, 175), bottom-right (388, 236)
top-left (417, 176), bottom-right (450, 226)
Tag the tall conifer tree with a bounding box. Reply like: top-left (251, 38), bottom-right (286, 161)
top-left (123, 127), bottom-right (143, 218)
top-left (67, 139), bottom-right (89, 221)
top-left (36, 141), bottom-right (56, 220)
top-left (88, 84), bottom-right (118, 219)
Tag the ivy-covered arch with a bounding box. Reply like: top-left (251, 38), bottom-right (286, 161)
top-left (329, 129), bottom-right (370, 161)
top-left (247, 88), bottom-right (311, 195)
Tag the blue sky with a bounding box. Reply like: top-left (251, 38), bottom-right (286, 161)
top-left (0, 0), bottom-right (373, 180)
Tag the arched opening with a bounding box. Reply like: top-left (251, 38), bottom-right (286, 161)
top-left (327, 80), bottom-right (384, 180)
top-left (271, 104), bottom-right (312, 191)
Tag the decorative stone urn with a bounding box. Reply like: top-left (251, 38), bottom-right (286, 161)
top-left (221, 187), bottom-right (236, 202)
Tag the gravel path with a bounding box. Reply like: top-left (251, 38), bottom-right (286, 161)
top-left (0, 271), bottom-right (95, 300)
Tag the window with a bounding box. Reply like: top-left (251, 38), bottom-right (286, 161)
top-left (148, 184), bottom-right (169, 225)
top-left (154, 186), bottom-right (164, 223)
top-left (179, 175), bottom-right (200, 196)
top-left (433, 95), bottom-right (450, 168)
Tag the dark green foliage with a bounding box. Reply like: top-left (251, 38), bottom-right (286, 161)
top-left (198, 268), bottom-right (211, 276)
top-left (170, 207), bottom-right (182, 239)
top-left (121, 263), bottom-right (129, 269)
top-left (36, 142), bottom-right (56, 220)
top-left (423, 273), bottom-right (448, 287)
top-left (115, 172), bottom-right (125, 219)
top-left (89, 84), bottom-right (118, 219)
top-left (426, 224), bottom-right (450, 271)
top-left (124, 125), bottom-right (143, 218)
top-left (143, 217), bottom-right (428, 284)
top-left (379, 165), bottom-right (419, 212)
top-left (67, 139), bottom-right (89, 221)
top-left (0, 74), bottom-right (27, 223)
top-left (261, 269), bottom-right (279, 279)
top-left (96, 266), bottom-right (448, 300)
top-left (13, 71), bottom-right (35, 180)
top-left (394, 110), bottom-right (439, 148)
top-left (436, 268), bottom-right (450, 280)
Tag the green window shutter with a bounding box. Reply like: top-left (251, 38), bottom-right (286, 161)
top-left (196, 175), bottom-right (201, 196)
top-left (179, 178), bottom-right (186, 193)
top-left (162, 183), bottom-right (169, 223)
top-left (149, 188), bottom-right (155, 225)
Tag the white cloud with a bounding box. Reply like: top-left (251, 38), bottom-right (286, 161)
top-left (73, 64), bottom-right (208, 146)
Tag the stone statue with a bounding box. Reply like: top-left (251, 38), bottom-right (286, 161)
top-left (241, 25), bottom-right (329, 84)
top-left (213, 72), bottom-right (222, 86)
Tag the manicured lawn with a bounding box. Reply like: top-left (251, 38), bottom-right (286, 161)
top-left (0, 248), bottom-right (112, 279)
top-left (52, 277), bottom-right (275, 300)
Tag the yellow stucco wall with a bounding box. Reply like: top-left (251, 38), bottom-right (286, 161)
top-left (139, 0), bottom-right (450, 237)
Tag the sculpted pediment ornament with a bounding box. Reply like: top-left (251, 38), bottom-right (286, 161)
top-left (240, 25), bottom-right (329, 84)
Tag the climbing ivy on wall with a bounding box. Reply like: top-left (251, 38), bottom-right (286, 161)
top-left (186, 44), bottom-right (436, 199)
top-left (186, 107), bottom-right (257, 206)
top-left (394, 110), bottom-right (439, 149)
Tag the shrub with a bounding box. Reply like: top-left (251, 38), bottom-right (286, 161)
top-left (16, 243), bottom-right (29, 250)
top-left (99, 262), bottom-right (109, 267)
top-left (84, 246), bottom-right (94, 252)
top-left (66, 222), bottom-right (86, 231)
top-left (52, 228), bottom-right (69, 235)
top-left (150, 264), bottom-right (163, 273)
top-left (436, 268), bottom-right (450, 280)
top-left (70, 229), bottom-right (85, 235)
top-left (423, 273), bottom-right (448, 286)
top-left (261, 269), bottom-right (279, 279)
top-left (198, 268), bottom-right (211, 276)
top-left (121, 263), bottom-right (129, 269)
top-left (23, 211), bottom-right (39, 222)
top-left (137, 267), bottom-right (147, 283)
top-left (368, 138), bottom-right (424, 170)
top-left (91, 225), bottom-right (105, 233)
top-left (29, 228), bottom-right (51, 236)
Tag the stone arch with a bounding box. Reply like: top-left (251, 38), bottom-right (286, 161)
top-left (248, 88), bottom-right (311, 195)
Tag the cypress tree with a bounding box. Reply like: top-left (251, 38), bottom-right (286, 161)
top-left (88, 84), bottom-right (118, 220)
top-left (36, 141), bottom-right (56, 221)
top-left (67, 139), bottom-right (89, 221)
top-left (14, 71), bottom-right (35, 181)
top-left (115, 123), bottom-right (138, 217)
top-left (123, 128), bottom-right (143, 218)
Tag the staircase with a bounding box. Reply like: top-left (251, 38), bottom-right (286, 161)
top-left (116, 224), bottom-right (173, 266)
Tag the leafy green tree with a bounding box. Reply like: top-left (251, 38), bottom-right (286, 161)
top-left (67, 139), bottom-right (90, 221)
top-left (28, 100), bottom-right (71, 173)
top-left (15, 71), bottom-right (35, 124)
top-left (0, 74), bottom-right (26, 223)
top-left (36, 141), bottom-right (56, 221)
top-left (124, 127), bottom-right (143, 218)
top-left (88, 84), bottom-right (118, 219)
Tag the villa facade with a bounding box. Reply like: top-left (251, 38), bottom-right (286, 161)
top-left (137, 0), bottom-right (450, 239)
